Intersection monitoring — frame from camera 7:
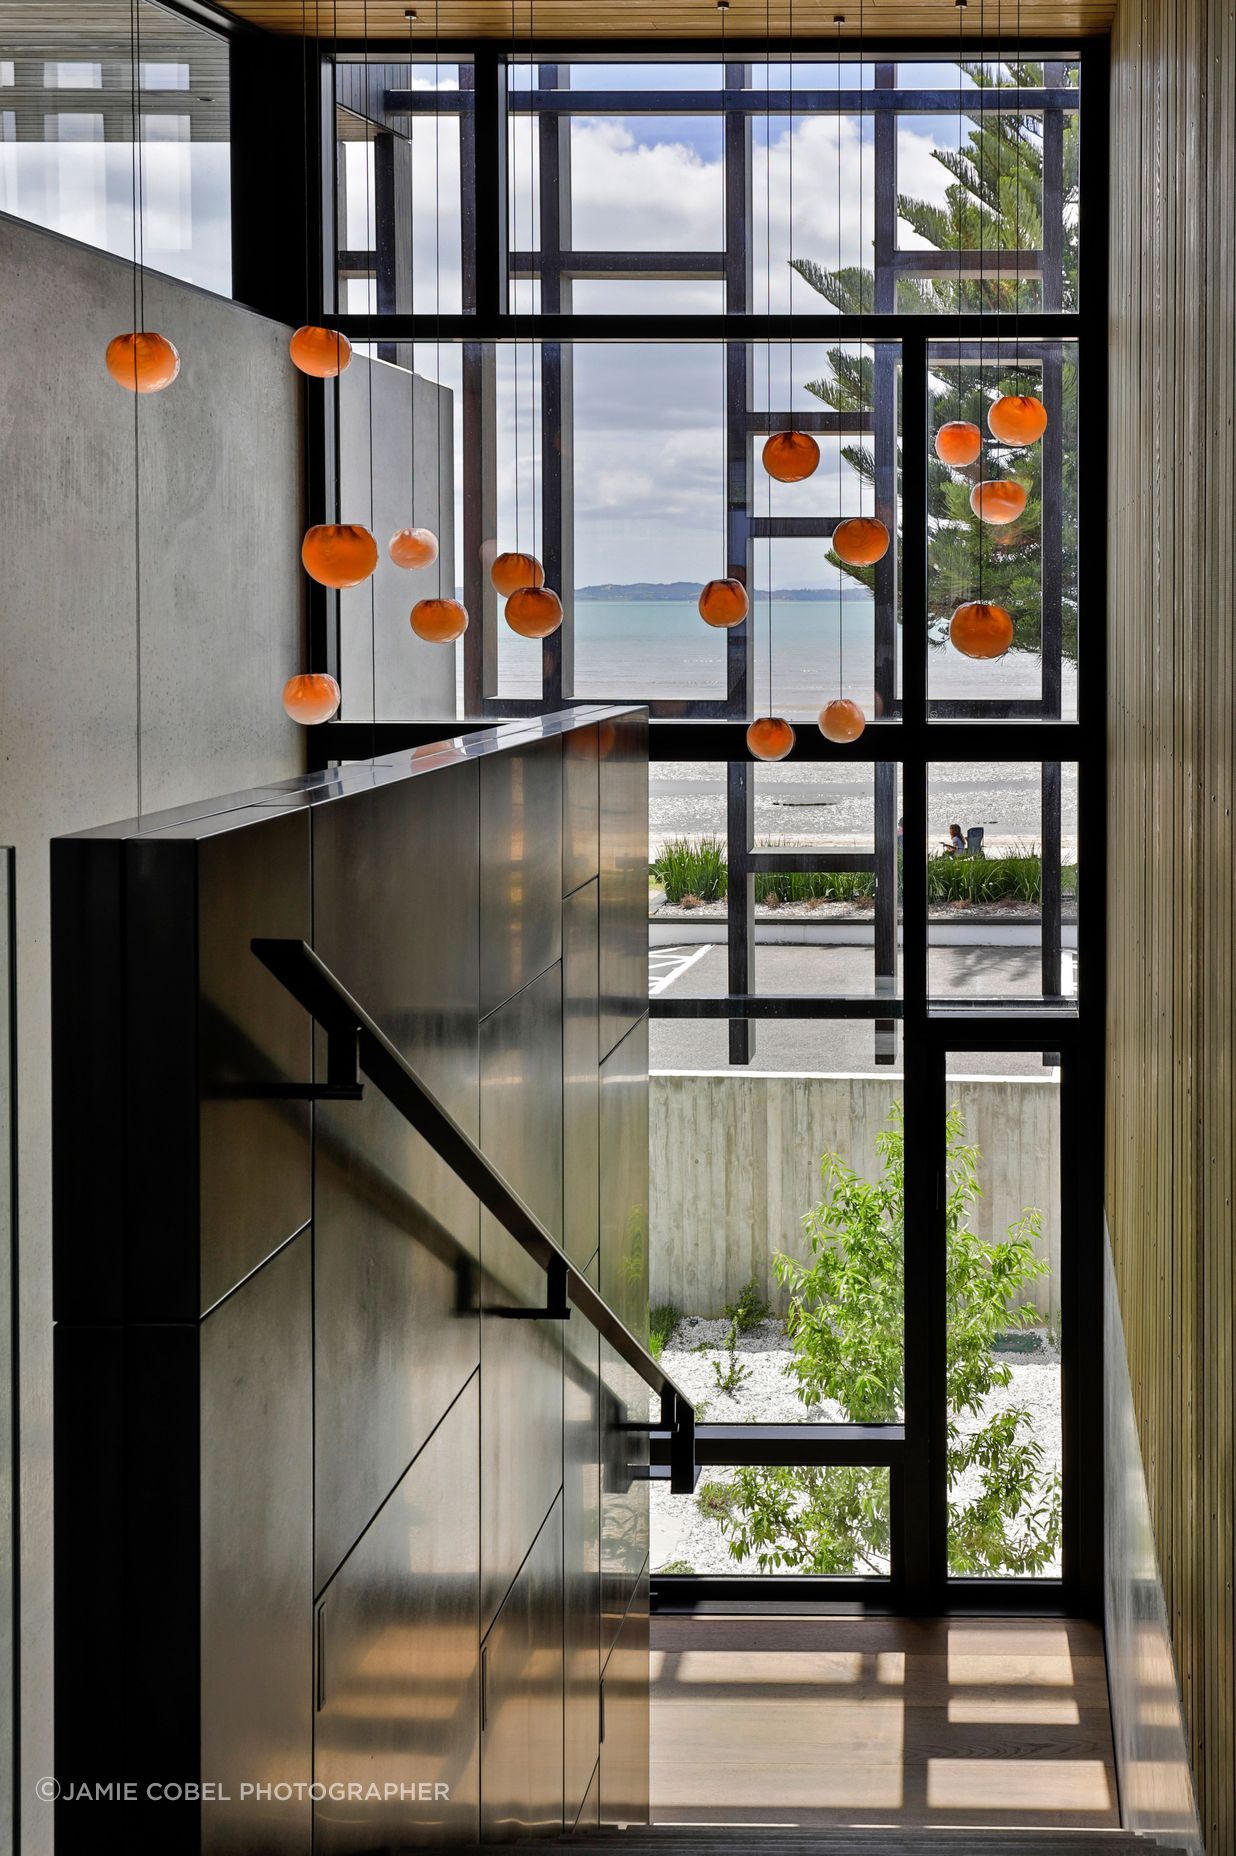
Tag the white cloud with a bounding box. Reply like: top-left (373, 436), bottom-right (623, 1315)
top-left (400, 108), bottom-right (968, 587)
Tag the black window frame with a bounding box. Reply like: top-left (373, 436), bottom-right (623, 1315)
top-left (281, 33), bottom-right (1108, 1619)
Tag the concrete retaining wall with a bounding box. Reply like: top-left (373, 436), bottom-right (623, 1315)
top-left (649, 1071), bottom-right (1061, 1322)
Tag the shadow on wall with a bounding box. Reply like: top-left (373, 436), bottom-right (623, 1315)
top-left (1103, 1234), bottom-right (1202, 1852)
top-left (650, 1072), bottom-right (1061, 1321)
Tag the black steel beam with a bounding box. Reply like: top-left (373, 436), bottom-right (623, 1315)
top-left (328, 311), bottom-right (1082, 343)
top-left (498, 87), bottom-right (1078, 117)
top-left (652, 995), bottom-right (902, 1021)
top-left (726, 762), bottom-right (755, 1064)
top-left (511, 249), bottom-right (726, 278)
top-left (651, 1423), bottom-right (905, 1468)
top-left (316, 717), bottom-right (1093, 762)
top-left (1041, 761), bottom-right (1064, 1001)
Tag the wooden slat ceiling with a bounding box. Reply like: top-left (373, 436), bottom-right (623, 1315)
top-left (208, 0), bottom-right (1114, 42)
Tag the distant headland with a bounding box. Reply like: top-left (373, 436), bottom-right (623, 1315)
top-left (573, 581), bottom-right (859, 602)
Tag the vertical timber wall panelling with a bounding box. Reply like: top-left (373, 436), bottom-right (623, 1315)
top-left (50, 708), bottom-right (650, 1851)
top-left (1107, 0), bottom-right (1235, 1846)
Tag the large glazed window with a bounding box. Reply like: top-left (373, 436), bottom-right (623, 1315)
top-left (944, 1047), bottom-right (1063, 1581)
top-left (0, 0), bottom-right (231, 295)
top-left (318, 41), bottom-right (1100, 1609)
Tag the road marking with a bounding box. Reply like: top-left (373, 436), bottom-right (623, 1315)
top-left (649, 941), bottom-right (715, 996)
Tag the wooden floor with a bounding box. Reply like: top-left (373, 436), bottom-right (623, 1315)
top-left (650, 1617), bottom-right (1120, 1834)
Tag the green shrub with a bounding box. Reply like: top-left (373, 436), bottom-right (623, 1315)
top-left (724, 1276), bottom-right (771, 1334)
top-left (696, 1479), bottom-right (737, 1521)
top-left (926, 843), bottom-right (1058, 906)
top-left (649, 1302), bottom-right (681, 1361)
top-left (720, 1104), bottom-right (1061, 1576)
top-left (712, 1346), bottom-right (750, 1397)
top-left (653, 836), bottom-right (727, 903)
top-left (657, 836), bottom-right (1072, 911)
top-left (754, 868), bottom-right (875, 904)
top-left (657, 1559), bottom-right (697, 1575)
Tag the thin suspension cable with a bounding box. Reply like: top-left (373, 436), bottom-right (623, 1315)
top-left (301, 0), bottom-right (312, 497)
top-left (528, 0), bottom-right (537, 567)
top-left (719, 1), bottom-right (728, 592)
top-left (978, 0), bottom-right (985, 606)
top-left (407, 9), bottom-right (417, 522)
top-left (858, 0), bottom-right (864, 437)
top-left (333, 0), bottom-right (342, 514)
top-left (434, 0), bottom-right (443, 591)
top-left (836, 12), bottom-right (844, 697)
top-left (957, 0), bottom-right (964, 422)
top-left (364, 0), bottom-right (376, 748)
top-left (1015, 0), bottom-right (1022, 384)
top-left (129, 0), bottom-right (143, 817)
top-left (765, 0), bottom-right (773, 715)
top-left (987, 0), bottom-right (994, 360)
top-left (787, 0), bottom-right (793, 409)
top-left (510, 0), bottom-right (519, 554)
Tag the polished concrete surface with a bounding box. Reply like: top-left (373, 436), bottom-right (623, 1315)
top-left (650, 1616), bottom-right (1120, 1833)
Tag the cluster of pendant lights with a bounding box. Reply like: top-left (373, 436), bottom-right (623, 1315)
top-left (698, 3), bottom-right (895, 761)
top-left (106, 324), bottom-right (556, 724)
top-left (106, 8), bottom-right (1047, 746)
top-left (936, 389), bottom-right (1046, 661)
top-left (105, 0), bottom-right (558, 733)
top-left (705, 360), bottom-right (1048, 751)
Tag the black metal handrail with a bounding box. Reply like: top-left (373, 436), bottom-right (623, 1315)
top-left (252, 938), bottom-right (696, 1494)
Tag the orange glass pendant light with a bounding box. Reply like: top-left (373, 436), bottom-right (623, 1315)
top-left (389, 527), bottom-right (439, 570)
top-left (301, 523), bottom-right (379, 589)
top-left (818, 697), bottom-right (866, 744)
top-left (505, 585), bottom-right (563, 638)
top-left (934, 420), bottom-right (982, 467)
top-left (762, 431), bottom-right (820, 483)
top-left (747, 717), bottom-right (796, 761)
top-left (969, 479), bottom-right (1027, 526)
top-left (289, 325), bottom-right (352, 378)
top-left (411, 597), bottom-right (469, 643)
top-left (491, 551), bottom-right (545, 597)
top-left (988, 393), bottom-right (1047, 447)
top-left (949, 600), bottom-right (1014, 660)
top-left (833, 516), bottom-right (890, 567)
top-left (105, 331), bottom-right (180, 394)
top-left (699, 578), bottom-right (749, 628)
top-left (282, 672), bottom-right (341, 725)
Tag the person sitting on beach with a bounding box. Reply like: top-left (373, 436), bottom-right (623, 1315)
top-left (944, 822), bottom-right (966, 857)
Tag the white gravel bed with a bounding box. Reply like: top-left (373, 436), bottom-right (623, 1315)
top-left (651, 1318), bottom-right (1062, 1579)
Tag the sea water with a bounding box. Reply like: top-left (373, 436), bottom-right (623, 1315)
top-left (478, 598), bottom-right (1079, 854)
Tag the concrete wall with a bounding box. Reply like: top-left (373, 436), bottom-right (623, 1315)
top-left (339, 350), bottom-right (456, 721)
top-left (650, 1071), bottom-right (1061, 1322)
top-left (0, 210), bottom-right (307, 1851)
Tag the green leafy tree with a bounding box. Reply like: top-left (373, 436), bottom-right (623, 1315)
top-left (721, 1104), bottom-right (1062, 1576)
top-left (791, 64), bottom-right (1079, 658)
